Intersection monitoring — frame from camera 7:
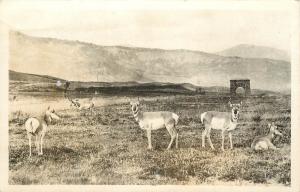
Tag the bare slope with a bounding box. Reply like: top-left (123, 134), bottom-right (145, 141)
top-left (217, 44), bottom-right (290, 62)
top-left (9, 70), bottom-right (65, 83)
top-left (10, 31), bottom-right (290, 92)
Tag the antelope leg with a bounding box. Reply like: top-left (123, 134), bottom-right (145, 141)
top-left (35, 135), bottom-right (39, 154)
top-left (40, 134), bottom-right (45, 155)
top-left (207, 128), bottom-right (215, 150)
top-left (146, 130), bottom-right (153, 150)
top-left (202, 129), bottom-right (207, 148)
top-left (166, 124), bottom-right (177, 150)
top-left (221, 130), bottom-right (225, 151)
top-left (228, 132), bottom-right (233, 150)
top-left (27, 133), bottom-right (32, 157)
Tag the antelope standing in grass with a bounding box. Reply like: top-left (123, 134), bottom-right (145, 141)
top-left (251, 122), bottom-right (283, 151)
top-left (200, 100), bottom-right (242, 151)
top-left (25, 106), bottom-right (60, 157)
top-left (130, 100), bottom-right (179, 150)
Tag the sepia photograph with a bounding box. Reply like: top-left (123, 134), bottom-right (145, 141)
top-left (0, 0), bottom-right (299, 191)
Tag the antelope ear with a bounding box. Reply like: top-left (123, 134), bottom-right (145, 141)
top-left (268, 123), bottom-right (271, 128)
top-left (240, 101), bottom-right (243, 106)
top-left (47, 106), bottom-right (50, 110)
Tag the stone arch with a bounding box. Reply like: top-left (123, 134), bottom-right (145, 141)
top-left (230, 79), bottom-right (251, 96)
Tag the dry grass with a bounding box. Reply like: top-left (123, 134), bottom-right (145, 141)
top-left (8, 94), bottom-right (291, 185)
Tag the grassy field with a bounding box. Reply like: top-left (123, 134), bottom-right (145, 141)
top-left (8, 93), bottom-right (291, 185)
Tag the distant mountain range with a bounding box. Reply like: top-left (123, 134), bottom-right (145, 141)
top-left (216, 44), bottom-right (290, 62)
top-left (9, 31), bottom-right (290, 92)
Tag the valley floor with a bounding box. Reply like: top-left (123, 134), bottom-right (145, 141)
top-left (8, 94), bottom-right (291, 185)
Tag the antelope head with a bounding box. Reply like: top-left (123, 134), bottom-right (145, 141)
top-left (268, 122), bottom-right (283, 137)
top-left (45, 106), bottom-right (60, 123)
top-left (228, 100), bottom-right (242, 121)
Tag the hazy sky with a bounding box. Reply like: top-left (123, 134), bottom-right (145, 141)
top-left (0, 1), bottom-right (291, 53)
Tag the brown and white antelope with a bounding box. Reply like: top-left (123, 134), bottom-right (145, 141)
top-left (251, 122), bottom-right (283, 151)
top-left (78, 100), bottom-right (95, 110)
top-left (130, 100), bottom-right (179, 150)
top-left (67, 96), bottom-right (94, 110)
top-left (24, 106), bottom-right (60, 157)
top-left (200, 100), bottom-right (242, 151)
top-left (67, 96), bottom-right (81, 108)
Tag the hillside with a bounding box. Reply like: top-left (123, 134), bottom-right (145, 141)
top-left (9, 70), bottom-right (201, 94)
top-left (9, 31), bottom-right (291, 92)
top-left (9, 70), bottom-right (65, 83)
top-left (10, 70), bottom-right (282, 96)
top-left (216, 44), bottom-right (290, 62)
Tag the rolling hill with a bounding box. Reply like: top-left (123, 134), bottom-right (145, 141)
top-left (216, 44), bottom-right (290, 62)
top-left (9, 31), bottom-right (291, 92)
top-left (10, 70), bottom-right (281, 95)
top-left (9, 70), bottom-right (201, 94)
top-left (9, 70), bottom-right (65, 83)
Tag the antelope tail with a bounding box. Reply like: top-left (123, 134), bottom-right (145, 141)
top-left (30, 121), bottom-right (35, 133)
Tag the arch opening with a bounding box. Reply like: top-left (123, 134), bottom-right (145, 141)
top-left (235, 87), bottom-right (245, 96)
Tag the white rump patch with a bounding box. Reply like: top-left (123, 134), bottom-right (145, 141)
top-left (25, 118), bottom-right (40, 133)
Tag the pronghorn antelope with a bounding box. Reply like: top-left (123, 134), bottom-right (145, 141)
top-left (66, 96), bottom-right (94, 110)
top-left (251, 122), bottom-right (283, 151)
top-left (67, 96), bottom-right (81, 108)
top-left (78, 100), bottom-right (95, 110)
top-left (130, 100), bottom-right (179, 150)
top-left (200, 100), bottom-right (242, 151)
top-left (24, 106), bottom-right (60, 157)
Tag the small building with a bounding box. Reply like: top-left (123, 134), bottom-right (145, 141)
top-left (230, 79), bottom-right (251, 96)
